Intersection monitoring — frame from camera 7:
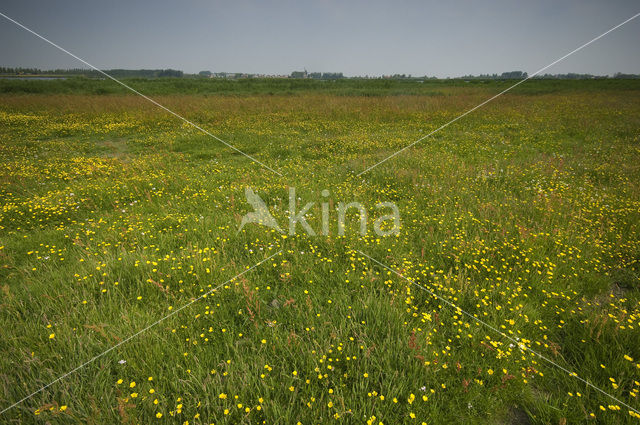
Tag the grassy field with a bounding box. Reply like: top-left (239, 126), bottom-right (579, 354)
top-left (1, 79), bottom-right (639, 424)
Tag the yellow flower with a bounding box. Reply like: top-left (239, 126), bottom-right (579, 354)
top-left (129, 382), bottom-right (136, 388)
top-left (49, 333), bottom-right (55, 339)
top-left (156, 413), bottom-right (162, 418)
top-left (59, 405), bottom-right (67, 412)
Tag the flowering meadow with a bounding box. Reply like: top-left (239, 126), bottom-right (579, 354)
top-left (1, 79), bottom-right (639, 424)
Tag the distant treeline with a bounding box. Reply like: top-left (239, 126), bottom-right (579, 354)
top-left (0, 67), bottom-right (638, 80)
top-left (459, 71), bottom-right (640, 80)
top-left (0, 67), bottom-right (183, 78)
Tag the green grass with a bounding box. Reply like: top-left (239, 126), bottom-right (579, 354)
top-left (0, 79), bottom-right (639, 424)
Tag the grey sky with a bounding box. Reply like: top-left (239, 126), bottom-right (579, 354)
top-left (0, 0), bottom-right (638, 77)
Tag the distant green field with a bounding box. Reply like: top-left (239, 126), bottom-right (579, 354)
top-left (1, 79), bottom-right (639, 424)
top-left (1, 76), bottom-right (639, 96)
